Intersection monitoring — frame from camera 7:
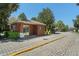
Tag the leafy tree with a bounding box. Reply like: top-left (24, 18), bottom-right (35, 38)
top-left (73, 15), bottom-right (79, 32)
top-left (31, 17), bottom-right (37, 21)
top-left (55, 20), bottom-right (64, 32)
top-left (63, 25), bottom-right (69, 32)
top-left (8, 17), bottom-right (17, 24)
top-left (37, 8), bottom-right (55, 34)
top-left (18, 13), bottom-right (27, 21)
top-left (65, 25), bottom-right (69, 31)
top-left (0, 3), bottom-right (19, 32)
top-left (55, 20), bottom-right (68, 32)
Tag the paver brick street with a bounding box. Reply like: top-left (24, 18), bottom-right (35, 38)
top-left (18, 32), bottom-right (79, 56)
top-left (0, 32), bottom-right (79, 56)
top-left (0, 32), bottom-right (63, 55)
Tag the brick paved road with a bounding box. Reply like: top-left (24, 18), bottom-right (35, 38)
top-left (0, 32), bottom-right (63, 56)
top-left (18, 32), bottom-right (79, 56)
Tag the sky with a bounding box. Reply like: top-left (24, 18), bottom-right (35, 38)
top-left (11, 3), bottom-right (79, 27)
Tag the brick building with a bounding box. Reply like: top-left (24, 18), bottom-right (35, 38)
top-left (10, 20), bottom-right (46, 36)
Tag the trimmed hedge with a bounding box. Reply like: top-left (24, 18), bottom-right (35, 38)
top-left (5, 31), bottom-right (20, 40)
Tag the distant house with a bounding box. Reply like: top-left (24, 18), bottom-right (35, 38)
top-left (10, 20), bottom-right (46, 36)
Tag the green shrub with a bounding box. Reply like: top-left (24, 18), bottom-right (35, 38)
top-left (45, 30), bottom-right (52, 35)
top-left (5, 31), bottom-right (20, 40)
top-left (74, 28), bottom-right (78, 32)
top-left (4, 31), bottom-right (9, 38)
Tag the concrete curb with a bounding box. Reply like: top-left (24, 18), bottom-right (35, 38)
top-left (8, 35), bottom-right (65, 56)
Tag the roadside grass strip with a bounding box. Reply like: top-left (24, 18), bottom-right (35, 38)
top-left (8, 35), bottom-right (65, 56)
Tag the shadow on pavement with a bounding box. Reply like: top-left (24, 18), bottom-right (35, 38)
top-left (0, 32), bottom-right (61, 43)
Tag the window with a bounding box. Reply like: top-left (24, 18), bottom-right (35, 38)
top-left (23, 25), bottom-right (29, 35)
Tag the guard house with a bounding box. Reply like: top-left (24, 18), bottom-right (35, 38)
top-left (10, 20), bottom-right (46, 36)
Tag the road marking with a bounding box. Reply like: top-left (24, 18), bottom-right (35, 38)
top-left (8, 35), bottom-right (65, 56)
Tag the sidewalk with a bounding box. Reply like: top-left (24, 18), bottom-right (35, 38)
top-left (0, 32), bottom-right (64, 56)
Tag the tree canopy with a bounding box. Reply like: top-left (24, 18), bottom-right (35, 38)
top-left (37, 8), bottom-right (55, 34)
top-left (31, 17), bottom-right (37, 21)
top-left (18, 13), bottom-right (27, 21)
top-left (0, 4), bottom-right (19, 20)
top-left (73, 15), bottom-right (79, 31)
top-left (0, 3), bottom-right (19, 32)
top-left (76, 3), bottom-right (79, 6)
top-left (55, 20), bottom-right (69, 32)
